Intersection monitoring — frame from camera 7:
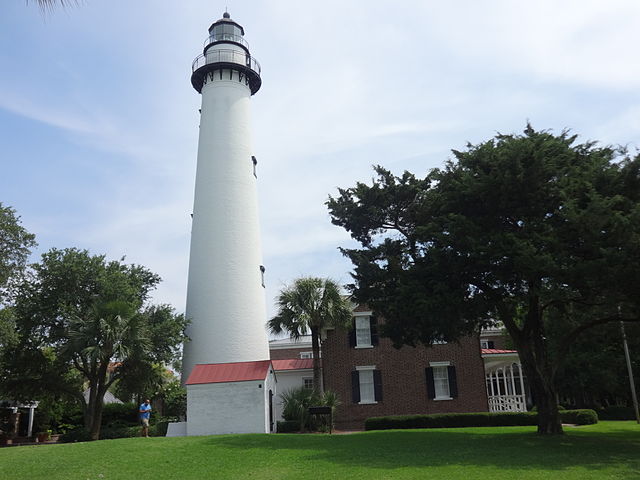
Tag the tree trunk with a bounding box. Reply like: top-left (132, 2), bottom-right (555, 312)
top-left (85, 377), bottom-right (98, 430)
top-left (311, 326), bottom-right (322, 395)
top-left (502, 292), bottom-right (563, 435)
top-left (515, 338), bottom-right (563, 434)
top-left (89, 361), bottom-right (110, 440)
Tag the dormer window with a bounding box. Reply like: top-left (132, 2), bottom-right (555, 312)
top-left (481, 339), bottom-right (495, 349)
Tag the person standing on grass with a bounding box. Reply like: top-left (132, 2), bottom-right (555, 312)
top-left (139, 399), bottom-right (152, 437)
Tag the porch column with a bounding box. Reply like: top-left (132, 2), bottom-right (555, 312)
top-left (518, 363), bottom-right (526, 406)
top-left (509, 364), bottom-right (517, 396)
top-left (27, 406), bottom-right (35, 438)
top-left (501, 367), bottom-right (508, 396)
top-left (489, 371), bottom-right (495, 396)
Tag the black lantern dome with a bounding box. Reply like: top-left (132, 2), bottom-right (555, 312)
top-left (191, 13), bottom-right (261, 95)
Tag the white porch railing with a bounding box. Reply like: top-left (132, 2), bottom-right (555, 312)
top-left (488, 394), bottom-right (527, 412)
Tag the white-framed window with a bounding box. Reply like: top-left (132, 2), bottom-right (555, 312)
top-left (427, 361), bottom-right (456, 400)
top-left (299, 351), bottom-right (313, 359)
top-left (303, 377), bottom-right (314, 390)
top-left (432, 366), bottom-right (450, 399)
top-left (353, 365), bottom-right (382, 404)
top-left (355, 316), bottom-right (372, 348)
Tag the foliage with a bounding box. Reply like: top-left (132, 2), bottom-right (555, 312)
top-left (327, 125), bottom-right (640, 434)
top-left (559, 410), bottom-right (599, 425)
top-left (550, 321), bottom-right (640, 408)
top-left (0, 203), bottom-right (36, 302)
top-left (269, 277), bottom-right (352, 394)
top-left (276, 420), bottom-right (300, 433)
top-left (2, 422), bottom-right (640, 479)
top-left (280, 387), bottom-right (341, 432)
top-left (280, 386), bottom-right (318, 431)
top-left (365, 409), bottom-right (597, 431)
top-left (597, 406), bottom-right (638, 421)
top-left (59, 427), bottom-right (92, 443)
top-left (161, 379), bottom-right (187, 418)
top-left (100, 402), bottom-right (138, 428)
top-left (3, 248), bottom-right (188, 440)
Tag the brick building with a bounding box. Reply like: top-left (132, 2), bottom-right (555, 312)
top-left (269, 309), bottom-right (528, 430)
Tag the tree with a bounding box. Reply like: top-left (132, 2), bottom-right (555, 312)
top-left (0, 203), bottom-right (36, 302)
top-left (327, 125), bottom-right (640, 434)
top-left (268, 277), bottom-right (352, 394)
top-left (5, 248), bottom-right (187, 440)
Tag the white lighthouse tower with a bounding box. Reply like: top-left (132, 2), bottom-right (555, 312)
top-left (175, 13), bottom-right (275, 436)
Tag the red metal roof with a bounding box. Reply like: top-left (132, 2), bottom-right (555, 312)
top-left (481, 348), bottom-right (518, 355)
top-left (185, 360), bottom-right (272, 385)
top-left (272, 358), bottom-right (315, 371)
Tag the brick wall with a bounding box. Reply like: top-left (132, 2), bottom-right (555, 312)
top-left (269, 347), bottom-right (312, 360)
top-left (323, 325), bottom-right (489, 430)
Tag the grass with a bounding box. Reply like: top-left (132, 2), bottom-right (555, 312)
top-left (1, 421), bottom-right (639, 480)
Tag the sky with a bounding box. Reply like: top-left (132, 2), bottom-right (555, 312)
top-left (1, 0), bottom-right (640, 325)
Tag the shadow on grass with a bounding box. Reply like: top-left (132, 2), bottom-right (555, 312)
top-left (204, 425), bottom-right (640, 474)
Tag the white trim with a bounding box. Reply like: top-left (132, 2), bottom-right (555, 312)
top-left (272, 368), bottom-right (313, 373)
top-left (355, 365), bottom-right (377, 371)
top-left (358, 400), bottom-right (378, 405)
top-left (354, 345), bottom-right (374, 349)
top-left (429, 361), bottom-right (451, 367)
top-left (434, 397), bottom-right (453, 401)
top-left (353, 311), bottom-right (373, 317)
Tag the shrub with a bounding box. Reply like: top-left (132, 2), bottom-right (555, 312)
top-left (101, 402), bottom-right (138, 427)
top-left (364, 410), bottom-right (596, 431)
top-left (560, 409), bottom-right (598, 425)
top-left (100, 426), bottom-right (139, 439)
top-left (280, 387), bottom-right (342, 432)
top-left (281, 387), bottom-right (320, 431)
top-left (276, 420), bottom-right (299, 433)
top-left (60, 427), bottom-right (92, 443)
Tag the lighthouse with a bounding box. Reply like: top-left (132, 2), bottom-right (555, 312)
top-left (176, 13), bottom-right (275, 436)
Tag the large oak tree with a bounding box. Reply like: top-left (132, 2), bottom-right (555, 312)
top-left (327, 125), bottom-right (640, 434)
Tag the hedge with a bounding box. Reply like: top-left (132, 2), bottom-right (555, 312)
top-left (60, 421), bottom-right (170, 442)
top-left (560, 409), bottom-right (598, 425)
top-left (597, 406), bottom-right (637, 421)
top-left (365, 409), bottom-right (597, 431)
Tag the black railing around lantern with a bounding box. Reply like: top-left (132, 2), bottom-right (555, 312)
top-left (191, 49), bottom-right (262, 95)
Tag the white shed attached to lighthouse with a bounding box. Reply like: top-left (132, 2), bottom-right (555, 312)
top-left (186, 360), bottom-right (277, 435)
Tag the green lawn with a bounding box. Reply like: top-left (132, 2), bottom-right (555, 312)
top-left (1, 421), bottom-right (639, 480)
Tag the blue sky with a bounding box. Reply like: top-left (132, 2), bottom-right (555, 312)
top-left (1, 1), bottom-right (639, 321)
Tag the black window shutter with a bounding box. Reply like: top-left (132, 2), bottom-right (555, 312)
top-left (370, 316), bottom-right (379, 346)
top-left (348, 318), bottom-right (356, 347)
top-left (373, 370), bottom-right (383, 402)
top-left (425, 367), bottom-right (435, 399)
top-left (448, 365), bottom-right (458, 398)
top-left (487, 340), bottom-right (495, 349)
top-left (351, 370), bottom-right (360, 403)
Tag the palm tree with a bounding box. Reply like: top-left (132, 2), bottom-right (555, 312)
top-left (66, 300), bottom-right (150, 440)
top-left (268, 277), bottom-right (352, 394)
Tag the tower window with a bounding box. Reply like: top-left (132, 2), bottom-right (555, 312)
top-left (260, 265), bottom-right (265, 288)
top-left (252, 156), bottom-right (257, 178)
